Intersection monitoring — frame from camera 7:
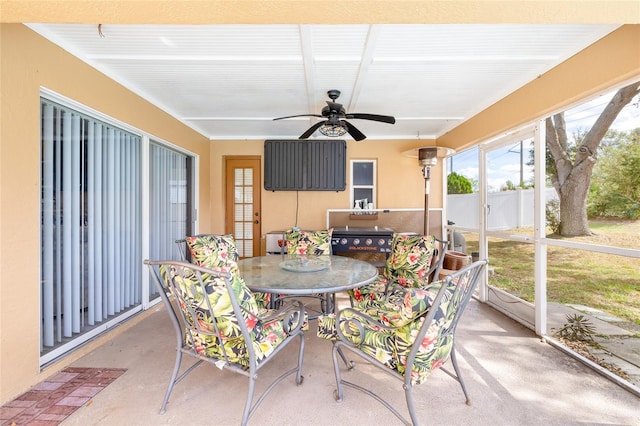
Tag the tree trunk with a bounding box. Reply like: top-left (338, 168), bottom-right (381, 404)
top-left (547, 81), bottom-right (640, 236)
top-left (559, 170), bottom-right (593, 236)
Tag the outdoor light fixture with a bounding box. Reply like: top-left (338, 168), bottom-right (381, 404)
top-left (403, 146), bottom-right (456, 235)
top-left (419, 147), bottom-right (439, 178)
top-left (318, 122), bottom-right (348, 137)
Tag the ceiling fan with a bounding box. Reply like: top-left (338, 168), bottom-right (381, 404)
top-left (273, 89), bottom-right (396, 141)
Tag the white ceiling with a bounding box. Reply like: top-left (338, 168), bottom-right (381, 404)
top-left (28, 23), bottom-right (618, 141)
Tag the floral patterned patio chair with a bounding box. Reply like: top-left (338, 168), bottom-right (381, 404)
top-left (317, 259), bottom-right (488, 425)
top-left (182, 233), bottom-right (271, 309)
top-left (145, 259), bottom-right (307, 426)
top-left (349, 233), bottom-right (447, 305)
top-left (284, 228), bottom-right (333, 256)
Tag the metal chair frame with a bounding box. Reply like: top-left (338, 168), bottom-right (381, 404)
top-left (175, 238), bottom-right (190, 262)
top-left (331, 259), bottom-right (488, 426)
top-left (146, 260), bottom-right (305, 426)
top-left (426, 237), bottom-right (449, 283)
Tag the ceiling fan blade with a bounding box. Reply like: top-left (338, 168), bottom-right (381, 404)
top-left (299, 121), bottom-right (325, 139)
top-left (273, 114), bottom-right (323, 120)
top-left (347, 113), bottom-right (396, 124)
top-left (343, 121), bottom-right (366, 141)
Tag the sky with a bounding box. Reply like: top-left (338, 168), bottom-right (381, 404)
top-left (449, 87), bottom-right (640, 192)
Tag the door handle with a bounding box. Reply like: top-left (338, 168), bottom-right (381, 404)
top-left (254, 220), bottom-right (259, 224)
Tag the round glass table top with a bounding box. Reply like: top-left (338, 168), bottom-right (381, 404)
top-left (279, 256), bottom-right (330, 272)
top-left (237, 255), bottom-right (378, 295)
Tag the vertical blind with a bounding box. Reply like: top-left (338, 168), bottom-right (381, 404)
top-left (149, 142), bottom-right (190, 264)
top-left (40, 99), bottom-right (142, 353)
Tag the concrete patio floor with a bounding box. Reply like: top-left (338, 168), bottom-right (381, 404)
top-left (62, 296), bottom-right (639, 425)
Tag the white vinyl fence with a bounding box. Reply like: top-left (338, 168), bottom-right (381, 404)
top-left (447, 188), bottom-right (558, 230)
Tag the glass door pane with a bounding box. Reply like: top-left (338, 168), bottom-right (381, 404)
top-left (149, 142), bottom-right (194, 295)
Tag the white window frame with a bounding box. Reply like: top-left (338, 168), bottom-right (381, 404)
top-left (350, 159), bottom-right (377, 209)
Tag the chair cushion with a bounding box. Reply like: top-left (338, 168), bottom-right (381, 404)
top-left (285, 228), bottom-right (333, 255)
top-left (317, 312), bottom-right (397, 370)
top-left (319, 280), bottom-right (455, 384)
top-left (354, 282), bottom-right (439, 328)
top-left (349, 275), bottom-right (390, 304)
top-left (161, 264), bottom-right (303, 367)
top-left (185, 233), bottom-right (271, 308)
top-left (349, 234), bottom-right (436, 304)
top-left (394, 282), bottom-right (458, 384)
top-left (383, 234), bottom-right (436, 284)
top-left (185, 234), bottom-right (239, 269)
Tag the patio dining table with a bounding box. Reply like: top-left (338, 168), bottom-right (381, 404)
top-left (237, 254), bottom-right (377, 300)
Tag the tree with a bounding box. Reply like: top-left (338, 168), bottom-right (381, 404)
top-left (501, 180), bottom-right (519, 191)
top-left (588, 128), bottom-right (640, 219)
top-left (447, 171), bottom-right (473, 194)
top-left (501, 179), bottom-right (533, 191)
top-left (546, 80), bottom-right (640, 236)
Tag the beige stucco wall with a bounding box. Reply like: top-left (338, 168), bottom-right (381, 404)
top-left (0, 23), bottom-right (211, 403)
top-left (1, 0), bottom-right (639, 406)
top-left (2, 0), bottom-right (639, 24)
top-left (210, 138), bottom-right (440, 234)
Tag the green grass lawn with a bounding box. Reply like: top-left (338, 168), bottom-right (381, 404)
top-left (463, 219), bottom-right (640, 325)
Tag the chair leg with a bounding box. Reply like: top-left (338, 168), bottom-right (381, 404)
top-left (331, 342), bottom-right (346, 402)
top-left (241, 373), bottom-right (258, 426)
top-left (404, 382), bottom-right (419, 426)
top-left (320, 293), bottom-right (335, 314)
top-left (337, 346), bottom-right (355, 369)
top-left (160, 350), bottom-right (183, 414)
top-left (450, 345), bottom-right (471, 405)
top-left (296, 333), bottom-right (305, 385)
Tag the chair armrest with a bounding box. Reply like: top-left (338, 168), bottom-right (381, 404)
top-left (245, 299), bottom-right (307, 334)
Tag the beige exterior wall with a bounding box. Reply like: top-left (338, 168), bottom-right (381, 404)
top-left (0, 0), bottom-right (639, 406)
top-left (0, 24), bottom-right (211, 403)
top-left (2, 1), bottom-right (639, 24)
top-left (210, 138), bottom-right (439, 234)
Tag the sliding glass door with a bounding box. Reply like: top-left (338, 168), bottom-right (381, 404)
top-left (149, 142), bottom-right (195, 265)
top-left (40, 97), bottom-right (196, 365)
top-left (40, 99), bottom-right (142, 363)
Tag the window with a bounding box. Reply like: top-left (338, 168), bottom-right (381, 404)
top-left (350, 160), bottom-right (376, 209)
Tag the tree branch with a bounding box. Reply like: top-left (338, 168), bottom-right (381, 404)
top-left (577, 81), bottom-right (640, 166)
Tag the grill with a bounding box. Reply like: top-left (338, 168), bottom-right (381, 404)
top-left (331, 227), bottom-right (394, 254)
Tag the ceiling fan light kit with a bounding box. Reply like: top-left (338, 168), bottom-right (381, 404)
top-left (273, 90), bottom-right (396, 141)
top-left (319, 122), bottom-right (348, 137)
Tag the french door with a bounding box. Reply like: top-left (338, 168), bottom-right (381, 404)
top-left (225, 157), bottom-right (261, 258)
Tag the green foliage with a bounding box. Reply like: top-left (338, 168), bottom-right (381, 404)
top-left (501, 180), bottom-right (518, 191)
top-left (588, 128), bottom-right (640, 219)
top-left (558, 314), bottom-right (596, 342)
top-left (500, 179), bottom-right (534, 191)
top-left (545, 199), bottom-right (561, 234)
top-left (447, 171), bottom-right (473, 194)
